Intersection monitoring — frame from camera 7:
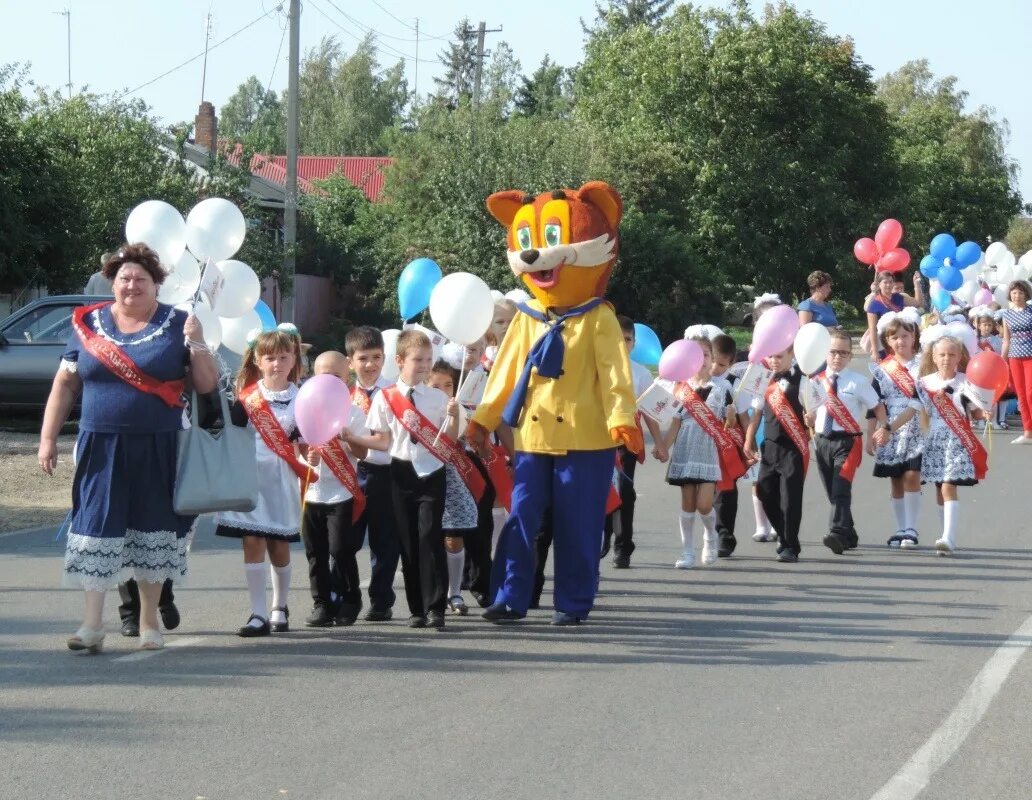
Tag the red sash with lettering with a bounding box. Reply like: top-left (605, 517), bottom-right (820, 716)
top-left (384, 387), bottom-right (486, 502)
top-left (241, 383), bottom-right (317, 484)
top-left (881, 357), bottom-right (917, 398)
top-left (72, 302), bottom-right (185, 408)
top-left (927, 389), bottom-right (988, 480)
top-left (481, 443), bottom-right (514, 512)
top-left (314, 438), bottom-right (366, 522)
top-left (816, 372), bottom-right (863, 481)
top-left (351, 384), bottom-right (373, 415)
top-left (672, 382), bottom-right (747, 491)
top-left (978, 339), bottom-right (993, 353)
top-left (765, 381), bottom-right (810, 473)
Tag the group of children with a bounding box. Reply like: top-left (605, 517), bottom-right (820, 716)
top-left (210, 281), bottom-right (1003, 637)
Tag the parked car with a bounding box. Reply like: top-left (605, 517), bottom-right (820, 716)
top-left (0, 295), bottom-right (109, 410)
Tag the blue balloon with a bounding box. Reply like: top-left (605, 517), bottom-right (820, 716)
top-left (954, 240), bottom-right (982, 269)
top-left (919, 254), bottom-right (942, 279)
top-left (929, 233), bottom-right (957, 261)
top-left (938, 264), bottom-right (963, 292)
top-left (398, 258), bottom-right (442, 321)
top-left (255, 299), bottom-right (277, 331)
top-left (629, 323), bottom-right (662, 366)
top-left (931, 285), bottom-right (952, 312)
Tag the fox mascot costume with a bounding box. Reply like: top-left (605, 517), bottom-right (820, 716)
top-left (467, 181), bottom-right (642, 625)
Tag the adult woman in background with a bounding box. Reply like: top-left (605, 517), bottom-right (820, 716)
top-left (865, 271), bottom-right (924, 360)
top-left (1001, 280), bottom-right (1032, 445)
top-left (796, 271), bottom-right (839, 329)
top-left (38, 244), bottom-right (219, 652)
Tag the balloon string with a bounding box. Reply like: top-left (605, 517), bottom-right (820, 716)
top-left (433, 347), bottom-right (465, 447)
top-left (300, 463), bottom-right (313, 521)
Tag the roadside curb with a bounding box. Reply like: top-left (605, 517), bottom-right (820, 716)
top-left (0, 524), bottom-right (60, 539)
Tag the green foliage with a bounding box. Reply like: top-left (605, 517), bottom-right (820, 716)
top-left (514, 57), bottom-right (573, 119)
top-left (220, 75), bottom-right (285, 153)
top-left (582, 0), bottom-right (675, 36)
top-left (432, 19), bottom-right (478, 108)
top-left (1004, 217), bottom-right (1032, 257)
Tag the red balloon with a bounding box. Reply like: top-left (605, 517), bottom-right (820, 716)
top-left (875, 218), bottom-right (904, 254)
top-left (967, 351), bottom-right (1009, 401)
top-left (854, 237), bottom-right (879, 266)
top-left (876, 248), bottom-right (911, 273)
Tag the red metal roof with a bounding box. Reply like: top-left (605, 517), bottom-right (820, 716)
top-left (223, 146), bottom-right (392, 202)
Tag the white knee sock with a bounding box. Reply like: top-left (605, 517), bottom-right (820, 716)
top-left (447, 548), bottom-right (465, 597)
top-left (679, 511), bottom-right (696, 552)
top-left (752, 492), bottom-right (771, 535)
top-left (270, 562), bottom-right (291, 618)
top-left (245, 562), bottom-right (268, 621)
top-left (904, 491), bottom-right (921, 533)
top-left (942, 500), bottom-right (959, 547)
top-left (700, 510), bottom-right (717, 540)
top-left (891, 496), bottom-right (906, 531)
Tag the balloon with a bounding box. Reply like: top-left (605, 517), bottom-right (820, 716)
top-left (125, 200), bottom-right (187, 267)
top-left (929, 233), bottom-right (957, 261)
top-left (294, 374), bottom-right (353, 447)
top-left (875, 219), bottom-right (904, 254)
top-left (877, 248), bottom-right (911, 273)
top-left (213, 259), bottom-right (261, 318)
top-left (1015, 263), bottom-right (1032, 282)
top-left (995, 263), bottom-right (1014, 284)
top-left (985, 241), bottom-right (1008, 267)
top-left (994, 284), bottom-right (1009, 305)
top-left (793, 323), bottom-right (832, 376)
top-left (175, 300), bottom-right (222, 351)
top-left (937, 264), bottom-right (963, 292)
top-left (171, 250), bottom-right (201, 290)
top-left (255, 300), bottom-right (277, 331)
top-left (931, 285), bottom-right (952, 313)
top-left (748, 304), bottom-right (799, 364)
top-left (953, 280), bottom-right (977, 305)
top-left (919, 255), bottom-right (942, 279)
top-left (490, 289), bottom-right (505, 302)
top-left (954, 241), bottom-right (982, 269)
top-left (220, 308), bottom-right (262, 355)
top-left (380, 329), bottom-right (401, 382)
top-left (398, 258), bottom-right (442, 321)
top-left (967, 351), bottom-right (1009, 403)
top-left (853, 237), bottom-right (879, 266)
top-left (973, 287), bottom-right (994, 306)
top-left (1019, 250), bottom-right (1032, 269)
top-left (158, 271), bottom-right (195, 306)
top-left (185, 198), bottom-right (246, 262)
top-left (428, 272), bottom-right (494, 345)
top-left (658, 339), bottom-right (703, 381)
top-left (629, 323), bottom-right (662, 366)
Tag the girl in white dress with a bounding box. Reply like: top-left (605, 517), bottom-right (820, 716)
top-left (216, 328), bottom-right (307, 636)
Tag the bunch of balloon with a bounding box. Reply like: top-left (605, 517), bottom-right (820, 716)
top-left (853, 219), bottom-right (911, 273)
top-left (398, 258), bottom-right (442, 322)
top-left (921, 234), bottom-right (982, 294)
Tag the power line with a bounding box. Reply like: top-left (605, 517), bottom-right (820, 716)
top-left (309, 0), bottom-right (437, 64)
top-left (114, 6), bottom-right (282, 100)
top-left (367, 0), bottom-right (451, 40)
top-left (268, 15), bottom-right (288, 88)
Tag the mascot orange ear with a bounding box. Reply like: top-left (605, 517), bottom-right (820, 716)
top-left (575, 181), bottom-right (623, 230)
top-left (486, 190), bottom-right (527, 227)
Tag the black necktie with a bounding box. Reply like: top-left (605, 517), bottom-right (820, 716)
top-left (406, 388), bottom-right (417, 444)
top-left (822, 374), bottom-right (838, 435)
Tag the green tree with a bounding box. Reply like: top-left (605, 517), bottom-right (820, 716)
top-left (432, 19), bottom-right (478, 107)
top-left (220, 75), bottom-right (284, 153)
top-left (582, 0), bottom-right (675, 36)
top-left (1004, 216), bottom-right (1032, 257)
top-left (482, 42), bottom-right (521, 114)
top-left (514, 57), bottom-right (572, 119)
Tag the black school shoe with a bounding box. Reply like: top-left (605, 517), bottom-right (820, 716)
top-left (334, 604), bottom-right (360, 627)
top-left (364, 607), bottom-right (393, 622)
top-left (305, 605), bottom-right (336, 627)
top-left (426, 610), bottom-right (446, 629)
top-left (160, 602), bottom-right (181, 631)
top-left (407, 614), bottom-right (427, 628)
top-left (238, 614), bottom-right (271, 637)
top-left (717, 534), bottom-right (737, 558)
top-left (775, 548), bottom-right (799, 563)
top-left (612, 554), bottom-right (631, 569)
top-left (120, 619), bottom-right (140, 638)
top-left (270, 606), bottom-right (289, 633)
top-left (822, 533), bottom-right (846, 555)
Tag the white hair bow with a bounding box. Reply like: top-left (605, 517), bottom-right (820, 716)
top-left (440, 341), bottom-right (465, 370)
top-left (922, 322), bottom-right (977, 357)
top-left (876, 307), bottom-right (921, 335)
top-left (968, 304), bottom-right (993, 320)
top-left (684, 324), bottom-right (725, 340)
top-left (753, 292), bottom-right (781, 308)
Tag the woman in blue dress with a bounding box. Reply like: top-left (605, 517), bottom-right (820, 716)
top-left (38, 244), bottom-right (219, 653)
top-left (796, 270), bottom-right (840, 329)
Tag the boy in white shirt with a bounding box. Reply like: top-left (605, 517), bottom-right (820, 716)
top-left (365, 331), bottom-right (459, 629)
top-left (804, 331), bottom-right (889, 554)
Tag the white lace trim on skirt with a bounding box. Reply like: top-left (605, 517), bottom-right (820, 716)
top-left (63, 529), bottom-right (189, 591)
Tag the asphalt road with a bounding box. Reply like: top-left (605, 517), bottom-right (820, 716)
top-left (2, 433), bottom-right (1031, 800)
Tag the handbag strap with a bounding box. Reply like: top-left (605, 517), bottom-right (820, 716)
top-left (188, 389), bottom-right (234, 429)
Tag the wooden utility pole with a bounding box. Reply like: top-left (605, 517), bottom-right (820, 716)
top-left (282, 0), bottom-right (300, 323)
top-left (467, 21), bottom-right (501, 107)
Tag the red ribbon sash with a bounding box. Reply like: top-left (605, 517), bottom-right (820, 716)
top-left (978, 340), bottom-right (993, 352)
top-left (314, 438), bottom-right (366, 522)
top-left (816, 373), bottom-right (863, 481)
top-left (383, 387), bottom-right (486, 502)
top-left (927, 389), bottom-right (988, 480)
top-left (881, 357), bottom-right (917, 398)
top-left (481, 443), bottom-right (514, 512)
top-left (672, 382), bottom-right (747, 491)
top-left (351, 384), bottom-right (373, 415)
top-left (765, 382), bottom-right (810, 472)
top-left (72, 302), bottom-right (185, 408)
top-left (241, 383), bottom-right (317, 484)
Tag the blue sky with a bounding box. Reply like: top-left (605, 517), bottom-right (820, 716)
top-left (3, 0), bottom-right (1029, 210)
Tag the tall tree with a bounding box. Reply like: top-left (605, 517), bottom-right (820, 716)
top-left (432, 19), bottom-right (479, 107)
top-left (220, 75), bottom-right (284, 153)
top-left (481, 42), bottom-right (521, 114)
top-left (514, 57), bottom-right (572, 119)
top-left (582, 0), bottom-right (675, 36)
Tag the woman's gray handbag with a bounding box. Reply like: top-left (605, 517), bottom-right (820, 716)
top-left (174, 390), bottom-right (258, 515)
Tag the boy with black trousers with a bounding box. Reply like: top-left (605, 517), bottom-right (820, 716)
top-left (710, 333), bottom-right (745, 557)
top-left (346, 326), bottom-right (402, 622)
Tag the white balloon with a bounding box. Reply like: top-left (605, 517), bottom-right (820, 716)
top-left (1019, 250), bottom-right (1032, 269)
top-left (1000, 250), bottom-right (1017, 270)
top-left (793, 322), bottom-right (831, 376)
top-left (985, 241), bottom-right (1008, 267)
top-left (213, 259), bottom-right (261, 318)
top-left (1014, 263), bottom-right (1032, 282)
top-left (125, 200), bottom-right (187, 267)
top-left (159, 272), bottom-right (194, 306)
top-left (954, 280), bottom-right (978, 305)
top-left (504, 288), bottom-right (531, 304)
top-left (175, 300), bottom-right (222, 350)
top-left (185, 198), bottom-right (247, 262)
top-left (994, 284), bottom-right (1009, 305)
top-left (490, 290), bottom-right (505, 302)
top-left (996, 263), bottom-right (1014, 284)
top-left (429, 272), bottom-right (495, 346)
top-left (381, 329), bottom-right (401, 381)
top-left (220, 309), bottom-right (262, 355)
top-left (171, 250), bottom-right (201, 291)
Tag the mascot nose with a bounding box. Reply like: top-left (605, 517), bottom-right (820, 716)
top-left (519, 249), bottom-right (540, 265)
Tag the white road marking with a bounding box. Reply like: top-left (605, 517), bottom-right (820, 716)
top-left (113, 635), bottom-right (207, 662)
top-left (869, 613), bottom-right (1032, 800)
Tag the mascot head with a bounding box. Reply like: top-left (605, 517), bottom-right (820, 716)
top-left (486, 181), bottom-right (622, 309)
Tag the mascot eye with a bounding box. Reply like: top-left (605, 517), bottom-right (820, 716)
top-left (516, 226), bottom-right (533, 251)
top-left (544, 223), bottom-right (561, 247)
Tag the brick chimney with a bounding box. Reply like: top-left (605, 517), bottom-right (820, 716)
top-left (194, 101), bottom-right (217, 151)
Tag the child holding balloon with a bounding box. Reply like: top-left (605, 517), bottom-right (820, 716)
top-left (971, 308), bottom-right (1010, 430)
top-left (865, 272), bottom-right (924, 361)
top-left (216, 327), bottom-right (307, 637)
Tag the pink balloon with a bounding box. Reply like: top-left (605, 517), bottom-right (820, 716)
top-left (658, 339), bottom-right (704, 381)
top-left (749, 304), bottom-right (800, 364)
top-left (294, 374), bottom-right (352, 447)
top-left (875, 218), bottom-right (904, 254)
top-left (973, 287), bottom-right (993, 306)
top-left (854, 238), bottom-right (879, 266)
